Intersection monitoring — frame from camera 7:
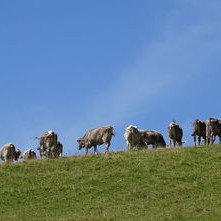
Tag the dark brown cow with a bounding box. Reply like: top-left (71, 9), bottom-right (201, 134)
top-left (35, 130), bottom-right (58, 158)
top-left (191, 119), bottom-right (206, 146)
top-left (0, 143), bottom-right (22, 163)
top-left (168, 121), bottom-right (183, 147)
top-left (50, 141), bottom-right (63, 158)
top-left (139, 130), bottom-right (166, 148)
top-left (77, 126), bottom-right (114, 155)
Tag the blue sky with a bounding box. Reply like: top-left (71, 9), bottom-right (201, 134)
top-left (1, 1), bottom-right (221, 155)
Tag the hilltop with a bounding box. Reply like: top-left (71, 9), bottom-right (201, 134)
top-left (1, 145), bottom-right (221, 220)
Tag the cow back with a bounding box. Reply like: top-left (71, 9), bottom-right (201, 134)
top-left (139, 130), bottom-right (166, 147)
top-left (168, 123), bottom-right (183, 141)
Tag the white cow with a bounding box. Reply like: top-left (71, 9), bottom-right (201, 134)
top-left (23, 149), bottom-right (37, 161)
top-left (0, 143), bottom-right (22, 163)
top-left (124, 125), bottom-right (144, 149)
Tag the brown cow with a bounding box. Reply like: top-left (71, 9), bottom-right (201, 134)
top-left (168, 121), bottom-right (183, 147)
top-left (77, 126), bottom-right (114, 155)
top-left (139, 130), bottom-right (166, 148)
top-left (124, 126), bottom-right (166, 149)
top-left (191, 119), bottom-right (206, 146)
top-left (0, 143), bottom-right (22, 163)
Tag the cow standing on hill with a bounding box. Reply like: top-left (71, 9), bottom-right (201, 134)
top-left (124, 125), bottom-right (144, 149)
top-left (139, 130), bottom-right (166, 148)
top-left (0, 143), bottom-right (22, 163)
top-left (168, 121), bottom-right (183, 147)
top-left (23, 148), bottom-right (37, 160)
top-left (124, 125), bottom-right (166, 149)
top-left (192, 119), bottom-right (206, 146)
top-left (50, 141), bottom-right (63, 158)
top-left (77, 126), bottom-right (115, 155)
top-left (206, 118), bottom-right (221, 144)
top-left (35, 130), bottom-right (58, 158)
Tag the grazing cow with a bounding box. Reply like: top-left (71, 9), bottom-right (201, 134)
top-left (139, 130), bottom-right (166, 148)
top-left (191, 119), bottom-right (206, 146)
top-left (124, 125), bottom-right (144, 149)
top-left (77, 126), bottom-right (114, 155)
top-left (168, 121), bottom-right (183, 147)
top-left (23, 149), bottom-right (37, 161)
top-left (35, 130), bottom-right (58, 158)
top-left (0, 143), bottom-right (22, 163)
top-left (206, 118), bottom-right (221, 144)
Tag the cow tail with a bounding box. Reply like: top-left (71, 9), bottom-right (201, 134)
top-left (35, 136), bottom-right (41, 140)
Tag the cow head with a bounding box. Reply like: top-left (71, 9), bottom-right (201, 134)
top-left (77, 138), bottom-right (85, 150)
top-left (14, 148), bottom-right (22, 161)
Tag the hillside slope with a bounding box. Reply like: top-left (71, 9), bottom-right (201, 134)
top-left (1, 145), bottom-right (221, 221)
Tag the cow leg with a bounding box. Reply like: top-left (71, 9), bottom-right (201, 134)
top-left (208, 137), bottom-right (211, 145)
top-left (173, 140), bottom-right (176, 147)
top-left (169, 139), bottom-right (172, 148)
top-left (94, 146), bottom-right (98, 155)
top-left (48, 147), bottom-right (52, 158)
top-left (193, 135), bottom-right (196, 146)
top-left (84, 147), bottom-right (89, 156)
top-left (198, 136), bottom-right (201, 146)
top-left (206, 135), bottom-right (211, 145)
top-left (105, 143), bottom-right (110, 154)
top-left (212, 135), bottom-right (216, 144)
top-left (205, 136), bottom-right (208, 145)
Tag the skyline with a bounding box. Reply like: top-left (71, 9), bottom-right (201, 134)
top-left (1, 1), bottom-right (221, 155)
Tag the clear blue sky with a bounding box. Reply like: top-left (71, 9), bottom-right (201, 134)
top-left (1, 1), bottom-right (221, 155)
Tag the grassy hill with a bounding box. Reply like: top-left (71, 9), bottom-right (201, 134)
top-left (1, 145), bottom-right (221, 221)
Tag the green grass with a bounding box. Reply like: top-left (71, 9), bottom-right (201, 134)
top-left (1, 145), bottom-right (221, 220)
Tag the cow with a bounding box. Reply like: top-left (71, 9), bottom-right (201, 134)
top-left (77, 126), bottom-right (114, 155)
top-left (206, 118), bottom-right (221, 144)
top-left (35, 130), bottom-right (58, 158)
top-left (50, 141), bottom-right (63, 158)
top-left (191, 119), bottom-right (206, 146)
top-left (0, 143), bottom-right (22, 163)
top-left (168, 121), bottom-right (183, 147)
top-left (139, 130), bottom-right (166, 148)
top-left (23, 148), bottom-right (37, 161)
top-left (124, 125), bottom-right (144, 149)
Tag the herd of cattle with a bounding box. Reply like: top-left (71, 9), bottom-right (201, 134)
top-left (1, 117), bottom-right (221, 163)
